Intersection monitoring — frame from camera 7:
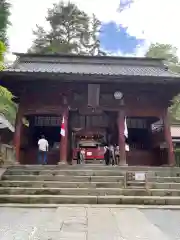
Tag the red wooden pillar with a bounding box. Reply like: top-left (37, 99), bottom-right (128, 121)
top-left (13, 108), bottom-right (22, 163)
top-left (163, 111), bottom-right (175, 166)
top-left (60, 107), bottom-right (69, 163)
top-left (117, 108), bottom-right (127, 165)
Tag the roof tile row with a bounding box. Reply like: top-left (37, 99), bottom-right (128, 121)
top-left (5, 61), bottom-right (180, 78)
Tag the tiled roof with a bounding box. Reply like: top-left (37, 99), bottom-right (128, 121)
top-left (3, 53), bottom-right (180, 79)
top-left (4, 61), bottom-right (180, 78)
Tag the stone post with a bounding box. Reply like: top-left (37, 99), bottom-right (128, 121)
top-left (117, 103), bottom-right (127, 165)
top-left (13, 108), bottom-right (22, 164)
top-left (59, 107), bottom-right (69, 164)
top-left (163, 110), bottom-right (175, 166)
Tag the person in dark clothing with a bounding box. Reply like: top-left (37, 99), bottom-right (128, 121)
top-left (104, 145), bottom-right (110, 165)
top-left (77, 148), bottom-right (81, 164)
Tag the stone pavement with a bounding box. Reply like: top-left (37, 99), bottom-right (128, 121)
top-left (0, 206), bottom-right (179, 239)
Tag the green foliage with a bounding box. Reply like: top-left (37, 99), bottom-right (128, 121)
top-left (29, 1), bottom-right (105, 55)
top-left (167, 62), bottom-right (180, 73)
top-left (174, 148), bottom-right (180, 153)
top-left (146, 43), bottom-right (180, 121)
top-left (174, 148), bottom-right (180, 166)
top-left (0, 91), bottom-right (17, 125)
top-left (0, 86), bottom-right (17, 127)
top-left (0, 0), bottom-right (11, 44)
top-left (0, 40), bottom-right (6, 70)
top-left (0, 84), bottom-right (17, 126)
top-left (81, 14), bottom-right (106, 56)
top-left (0, 38), bottom-right (17, 126)
top-left (146, 43), bottom-right (180, 73)
top-left (0, 41), bottom-right (6, 61)
top-left (169, 95), bottom-right (180, 121)
top-left (0, 48), bottom-right (17, 125)
top-left (146, 43), bottom-right (179, 64)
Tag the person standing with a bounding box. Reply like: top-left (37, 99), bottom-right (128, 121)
top-left (104, 145), bottom-right (110, 165)
top-left (77, 148), bottom-right (81, 164)
top-left (109, 144), bottom-right (115, 165)
top-left (115, 145), bottom-right (120, 165)
top-left (80, 148), bottom-right (85, 164)
top-left (38, 135), bottom-right (49, 164)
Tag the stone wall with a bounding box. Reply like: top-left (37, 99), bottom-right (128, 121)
top-left (0, 144), bottom-right (16, 166)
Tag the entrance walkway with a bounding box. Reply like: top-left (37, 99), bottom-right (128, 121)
top-left (0, 206), bottom-right (178, 239)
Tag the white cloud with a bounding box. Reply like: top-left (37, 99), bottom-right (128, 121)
top-left (7, 0), bottom-right (180, 61)
top-left (105, 49), bottom-right (136, 57)
top-left (8, 0), bottom-right (58, 53)
top-left (118, 0), bottom-right (180, 57)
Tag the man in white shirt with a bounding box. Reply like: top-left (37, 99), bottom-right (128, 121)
top-left (38, 135), bottom-right (49, 164)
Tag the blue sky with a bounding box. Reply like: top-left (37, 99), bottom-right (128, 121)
top-left (99, 0), bottom-right (145, 55)
top-left (7, 0), bottom-right (180, 60)
top-left (99, 22), bottom-right (145, 55)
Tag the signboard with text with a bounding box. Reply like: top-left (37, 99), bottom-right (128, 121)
top-left (135, 172), bottom-right (145, 181)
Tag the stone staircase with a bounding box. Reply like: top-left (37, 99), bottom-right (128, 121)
top-left (1, 164), bottom-right (180, 205)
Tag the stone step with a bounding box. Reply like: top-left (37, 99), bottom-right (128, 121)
top-left (0, 181), bottom-right (124, 188)
top-left (3, 165), bottom-right (180, 205)
top-left (0, 194), bottom-right (180, 204)
top-left (150, 189), bottom-right (180, 196)
top-left (2, 175), bottom-right (124, 182)
top-left (4, 169), bottom-right (124, 176)
top-left (1, 187), bottom-right (180, 196)
top-left (8, 164), bottom-right (180, 172)
top-left (6, 166), bottom-right (180, 179)
top-left (126, 181), bottom-right (146, 187)
top-left (153, 172), bottom-right (180, 177)
top-left (0, 187), bottom-right (141, 196)
top-left (148, 177), bottom-right (180, 183)
top-left (147, 182), bottom-right (180, 189)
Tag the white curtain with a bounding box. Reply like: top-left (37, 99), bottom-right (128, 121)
top-left (124, 117), bottom-right (129, 151)
top-left (124, 117), bottom-right (128, 138)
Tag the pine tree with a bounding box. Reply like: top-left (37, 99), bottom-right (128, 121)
top-left (29, 1), bottom-right (105, 55)
top-left (81, 14), bottom-right (106, 56)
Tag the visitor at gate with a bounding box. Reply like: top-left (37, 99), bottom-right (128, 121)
top-left (104, 145), bottom-right (110, 165)
top-left (38, 135), bottom-right (49, 164)
top-left (77, 148), bottom-right (81, 164)
top-left (80, 148), bottom-right (85, 164)
top-left (115, 145), bottom-right (120, 165)
top-left (109, 144), bottom-right (115, 165)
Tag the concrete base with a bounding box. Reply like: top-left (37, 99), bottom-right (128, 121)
top-left (58, 161), bottom-right (67, 165)
top-left (119, 163), bottom-right (128, 166)
top-left (1, 203), bottom-right (180, 209)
